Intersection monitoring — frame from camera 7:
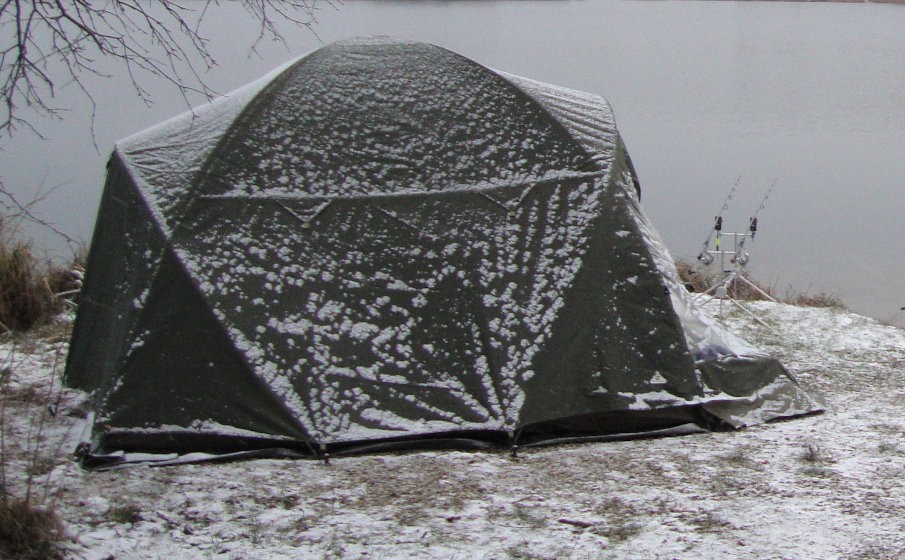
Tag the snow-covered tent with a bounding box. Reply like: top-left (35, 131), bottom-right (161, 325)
top-left (65, 37), bottom-right (821, 468)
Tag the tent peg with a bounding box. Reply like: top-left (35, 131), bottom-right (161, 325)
top-left (508, 428), bottom-right (520, 458)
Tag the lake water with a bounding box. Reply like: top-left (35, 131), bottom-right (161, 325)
top-left (4, 0), bottom-right (905, 324)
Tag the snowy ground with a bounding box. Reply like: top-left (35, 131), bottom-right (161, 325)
top-left (2, 301), bottom-right (904, 560)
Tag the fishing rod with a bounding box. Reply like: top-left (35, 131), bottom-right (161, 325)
top-left (735, 179), bottom-right (777, 260)
top-left (697, 177), bottom-right (740, 265)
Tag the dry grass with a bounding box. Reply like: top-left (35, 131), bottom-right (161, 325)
top-left (675, 259), bottom-right (716, 294)
top-left (676, 259), bottom-right (844, 308)
top-left (0, 224), bottom-right (83, 334)
top-left (0, 494), bottom-right (65, 560)
top-left (789, 292), bottom-right (846, 309)
top-left (0, 240), bottom-right (56, 333)
top-left (0, 317), bottom-right (76, 559)
top-left (675, 259), bottom-right (776, 300)
top-left (108, 503), bottom-right (144, 525)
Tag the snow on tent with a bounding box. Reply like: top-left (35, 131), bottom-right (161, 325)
top-left (65, 37), bottom-right (821, 468)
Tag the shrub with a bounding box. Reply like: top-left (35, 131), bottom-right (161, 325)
top-left (0, 223), bottom-right (84, 333)
top-left (0, 239), bottom-right (56, 332)
top-left (0, 494), bottom-right (65, 560)
top-left (791, 292), bottom-right (845, 309)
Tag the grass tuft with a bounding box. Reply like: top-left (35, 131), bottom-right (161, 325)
top-left (0, 240), bottom-right (55, 333)
top-left (798, 442), bottom-right (835, 477)
top-left (0, 223), bottom-right (84, 334)
top-left (0, 495), bottom-right (65, 560)
top-left (108, 503), bottom-right (143, 525)
top-left (801, 443), bottom-right (823, 463)
top-left (790, 292), bottom-right (845, 309)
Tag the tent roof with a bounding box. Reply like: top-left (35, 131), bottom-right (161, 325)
top-left (117, 37), bottom-right (628, 230)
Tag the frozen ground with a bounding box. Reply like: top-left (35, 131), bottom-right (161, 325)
top-left (2, 300), bottom-right (904, 559)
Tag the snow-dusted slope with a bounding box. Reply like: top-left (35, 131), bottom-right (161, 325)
top-left (3, 301), bottom-right (904, 559)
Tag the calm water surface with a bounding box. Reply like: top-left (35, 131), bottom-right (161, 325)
top-left (5, 1), bottom-right (905, 323)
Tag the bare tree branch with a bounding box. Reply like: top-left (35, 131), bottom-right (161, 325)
top-left (0, 0), bottom-right (334, 138)
top-left (0, 180), bottom-right (77, 246)
top-left (0, 0), bottom-right (335, 240)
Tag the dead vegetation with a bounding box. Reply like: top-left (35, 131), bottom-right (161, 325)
top-left (0, 238), bottom-right (56, 333)
top-left (0, 322), bottom-right (76, 559)
top-left (0, 495), bottom-right (65, 560)
top-left (676, 258), bottom-right (845, 308)
top-left (0, 221), bottom-right (83, 334)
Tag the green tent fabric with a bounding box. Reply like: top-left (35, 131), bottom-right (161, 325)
top-left (65, 37), bottom-right (821, 468)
